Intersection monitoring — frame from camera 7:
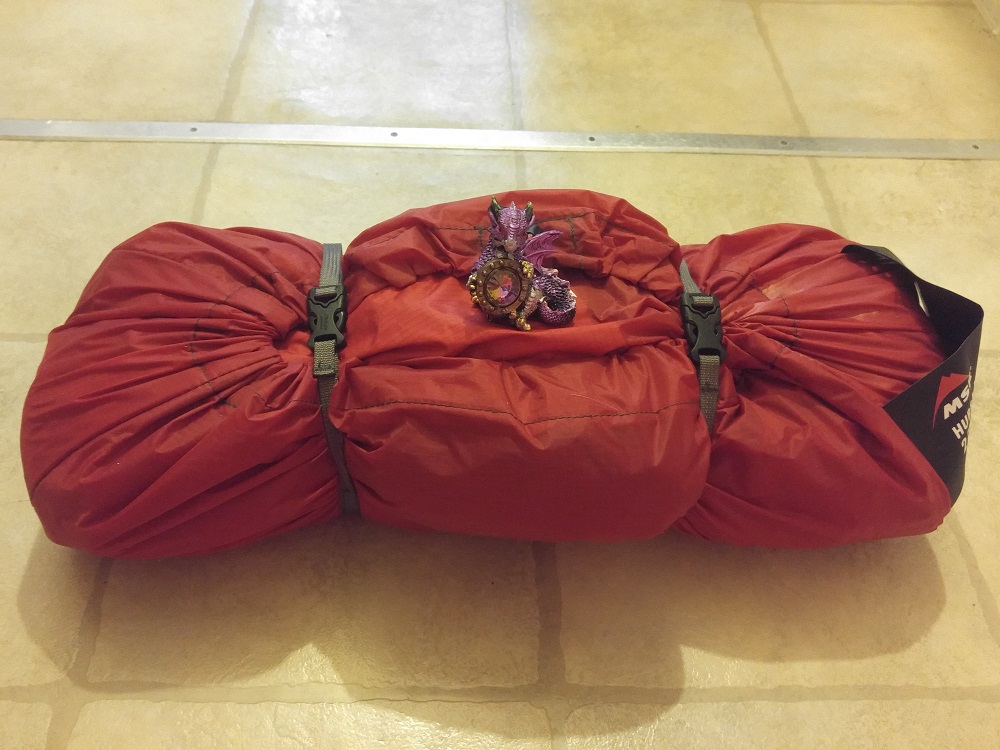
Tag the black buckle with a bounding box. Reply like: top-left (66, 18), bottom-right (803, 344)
top-left (681, 292), bottom-right (726, 363)
top-left (307, 286), bottom-right (347, 349)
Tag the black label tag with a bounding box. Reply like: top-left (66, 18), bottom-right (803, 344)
top-left (882, 331), bottom-right (980, 502)
top-left (843, 245), bottom-right (984, 503)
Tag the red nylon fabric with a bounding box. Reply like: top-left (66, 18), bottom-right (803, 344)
top-left (21, 190), bottom-right (950, 558)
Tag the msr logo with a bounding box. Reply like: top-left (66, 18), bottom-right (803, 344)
top-left (932, 370), bottom-right (973, 452)
top-left (933, 372), bottom-right (970, 427)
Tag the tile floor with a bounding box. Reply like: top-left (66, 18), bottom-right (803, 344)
top-left (2, 1), bottom-right (1000, 748)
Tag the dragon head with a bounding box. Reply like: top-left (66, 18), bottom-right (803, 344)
top-left (488, 198), bottom-right (535, 254)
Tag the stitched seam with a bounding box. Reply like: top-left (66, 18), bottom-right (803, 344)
top-left (355, 227), bottom-right (406, 249)
top-left (196, 211), bottom-right (676, 413)
top-left (255, 394), bottom-right (321, 410)
top-left (421, 212), bottom-right (662, 243)
top-left (536, 211), bottom-right (658, 240)
top-left (568, 216), bottom-right (579, 256)
top-left (341, 398), bottom-right (699, 426)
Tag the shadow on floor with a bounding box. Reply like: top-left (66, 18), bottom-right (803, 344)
top-left (17, 521), bottom-right (946, 739)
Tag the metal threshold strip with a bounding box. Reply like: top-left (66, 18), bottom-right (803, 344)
top-left (1, 119), bottom-right (998, 160)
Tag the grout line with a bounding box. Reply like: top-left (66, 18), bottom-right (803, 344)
top-left (974, 0), bottom-right (1000, 35)
top-left (503, 0), bottom-right (529, 187)
top-left (806, 159), bottom-right (848, 235)
top-left (190, 0), bottom-right (264, 225)
top-left (532, 542), bottom-right (571, 746)
top-left (755, 0), bottom-right (969, 4)
top-left (747, 0), bottom-right (810, 139)
top-left (747, 0), bottom-right (849, 233)
top-left (674, 684), bottom-right (1000, 703)
top-left (503, 0), bottom-right (526, 133)
top-left (948, 516), bottom-right (1000, 650)
top-left (67, 558), bottom-right (114, 685)
top-left (0, 683), bottom-right (68, 703)
top-left (0, 332), bottom-right (49, 343)
top-left (3, 680), bottom-right (998, 709)
top-left (43, 557), bottom-right (113, 750)
top-left (190, 144), bottom-right (222, 225)
top-left (42, 693), bottom-right (78, 749)
top-left (533, 543), bottom-right (567, 689)
top-left (215, 0), bottom-right (264, 122)
top-left (513, 141), bottom-right (528, 188)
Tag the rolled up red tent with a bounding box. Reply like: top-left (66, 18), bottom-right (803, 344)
top-left (20, 190), bottom-right (981, 558)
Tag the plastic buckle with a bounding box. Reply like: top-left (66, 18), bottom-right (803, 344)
top-left (681, 292), bottom-right (726, 364)
top-left (307, 286), bottom-right (347, 350)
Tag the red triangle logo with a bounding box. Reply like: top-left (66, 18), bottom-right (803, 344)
top-left (933, 372), bottom-right (969, 427)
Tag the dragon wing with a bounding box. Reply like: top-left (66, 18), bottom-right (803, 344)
top-left (521, 230), bottom-right (561, 269)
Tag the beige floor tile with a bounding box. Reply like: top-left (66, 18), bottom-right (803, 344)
top-left (0, 702), bottom-right (51, 750)
top-left (520, 152), bottom-right (833, 244)
top-left (762, 3), bottom-right (1000, 138)
top-left (67, 700), bottom-right (551, 750)
top-left (564, 700), bottom-right (1000, 749)
top-left (979, 0), bottom-right (1000, 35)
top-left (8, 350), bottom-right (97, 689)
top-left (0, 343), bottom-right (44, 494)
top-left (516, 0), bottom-right (800, 134)
top-left (0, 0), bottom-right (252, 120)
top-left (557, 527), bottom-right (1000, 688)
top-left (816, 158), bottom-right (1000, 350)
top-left (230, 0), bottom-right (514, 127)
top-left (0, 142), bottom-right (210, 333)
top-left (88, 523), bottom-right (538, 688)
top-left (953, 355), bottom-right (1000, 628)
top-left (789, 0), bottom-right (961, 3)
top-left (200, 145), bottom-right (518, 243)
top-left (0, 502), bottom-right (100, 687)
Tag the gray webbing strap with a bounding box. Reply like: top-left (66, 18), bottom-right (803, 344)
top-left (309, 243), bottom-right (359, 516)
top-left (317, 242), bottom-right (343, 296)
top-left (679, 260), bottom-right (724, 433)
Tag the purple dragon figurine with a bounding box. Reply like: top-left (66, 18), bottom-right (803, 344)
top-left (467, 198), bottom-right (577, 331)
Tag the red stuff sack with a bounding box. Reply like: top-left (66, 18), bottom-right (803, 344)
top-left (20, 191), bottom-right (982, 557)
